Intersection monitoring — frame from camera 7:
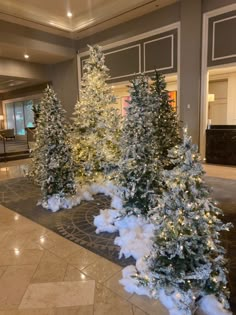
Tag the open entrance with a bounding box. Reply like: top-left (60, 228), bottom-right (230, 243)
top-left (203, 65), bottom-right (236, 165)
top-left (110, 74), bottom-right (178, 115)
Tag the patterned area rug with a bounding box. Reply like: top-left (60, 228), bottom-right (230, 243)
top-left (0, 177), bottom-right (134, 267)
top-left (0, 176), bottom-right (236, 312)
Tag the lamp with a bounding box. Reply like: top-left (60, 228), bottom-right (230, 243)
top-left (208, 94), bottom-right (215, 102)
top-left (0, 115), bottom-right (4, 129)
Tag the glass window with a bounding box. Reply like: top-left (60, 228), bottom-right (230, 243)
top-left (14, 101), bottom-right (25, 135)
top-left (24, 100), bottom-right (34, 128)
top-left (5, 103), bottom-right (15, 130)
top-left (4, 96), bottom-right (41, 136)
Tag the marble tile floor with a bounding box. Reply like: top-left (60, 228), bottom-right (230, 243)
top-left (0, 160), bottom-right (236, 315)
top-left (0, 204), bottom-right (166, 315)
top-left (0, 160), bottom-right (30, 182)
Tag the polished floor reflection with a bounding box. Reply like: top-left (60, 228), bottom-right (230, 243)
top-left (0, 160), bottom-right (235, 315)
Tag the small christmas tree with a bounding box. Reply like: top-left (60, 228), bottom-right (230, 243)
top-left (30, 86), bottom-right (76, 209)
top-left (72, 45), bottom-right (121, 183)
top-left (118, 73), bottom-right (180, 217)
top-left (135, 130), bottom-right (232, 314)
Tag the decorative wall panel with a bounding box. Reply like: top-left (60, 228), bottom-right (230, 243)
top-left (80, 28), bottom-right (178, 83)
top-left (208, 11), bottom-right (236, 66)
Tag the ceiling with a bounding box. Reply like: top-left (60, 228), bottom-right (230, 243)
top-left (0, 43), bottom-right (72, 65)
top-left (0, 0), bottom-right (178, 92)
top-left (0, 0), bottom-right (178, 38)
top-left (0, 75), bottom-right (41, 93)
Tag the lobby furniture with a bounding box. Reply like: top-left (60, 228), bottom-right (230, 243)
top-left (206, 125), bottom-right (236, 165)
top-left (0, 129), bottom-right (15, 140)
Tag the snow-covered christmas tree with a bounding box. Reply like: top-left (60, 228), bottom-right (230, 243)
top-left (30, 86), bottom-right (76, 212)
top-left (128, 130), bottom-right (232, 315)
top-left (73, 45), bottom-right (121, 184)
top-left (150, 71), bottom-right (180, 166)
top-left (94, 72), bottom-right (181, 259)
top-left (118, 72), bottom-right (180, 217)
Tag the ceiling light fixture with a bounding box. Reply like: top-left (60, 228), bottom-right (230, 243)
top-left (67, 11), bottom-right (73, 18)
top-left (24, 54), bottom-right (29, 59)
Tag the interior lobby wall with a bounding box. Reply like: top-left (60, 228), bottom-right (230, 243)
top-left (0, 83), bottom-right (49, 102)
top-left (48, 56), bottom-right (78, 119)
top-left (76, 2), bottom-right (180, 52)
top-left (203, 0), bottom-right (236, 13)
top-left (179, 0), bottom-right (202, 145)
top-left (0, 101), bottom-right (3, 115)
top-left (0, 58), bottom-right (49, 81)
top-left (0, 20), bottom-right (75, 63)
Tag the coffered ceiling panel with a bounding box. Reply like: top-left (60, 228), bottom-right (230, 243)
top-left (0, 75), bottom-right (39, 92)
top-left (0, 0), bottom-right (178, 38)
top-left (0, 42), bottom-right (73, 64)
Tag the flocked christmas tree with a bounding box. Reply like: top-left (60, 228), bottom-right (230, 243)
top-left (73, 45), bottom-right (121, 184)
top-left (118, 73), bottom-right (180, 216)
top-left (30, 86), bottom-right (76, 210)
top-left (135, 130), bottom-right (232, 314)
top-left (32, 100), bottom-right (41, 126)
top-left (150, 71), bottom-right (180, 166)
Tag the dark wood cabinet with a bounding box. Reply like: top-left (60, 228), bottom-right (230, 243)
top-left (206, 126), bottom-right (236, 165)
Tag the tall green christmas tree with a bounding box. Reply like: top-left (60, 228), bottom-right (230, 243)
top-left (136, 130), bottom-right (232, 314)
top-left (72, 45), bottom-right (121, 184)
top-left (118, 73), bottom-right (180, 217)
top-left (30, 86), bottom-right (76, 209)
top-left (151, 71), bottom-right (180, 166)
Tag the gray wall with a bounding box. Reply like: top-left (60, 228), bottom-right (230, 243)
top-left (49, 56), bottom-right (78, 118)
top-left (203, 0), bottom-right (236, 12)
top-left (208, 10), bottom-right (236, 67)
top-left (80, 29), bottom-right (178, 83)
top-left (179, 0), bottom-right (202, 145)
top-left (0, 58), bottom-right (49, 81)
top-left (0, 57), bottom-right (78, 120)
top-left (76, 2), bottom-right (180, 51)
top-left (0, 20), bottom-right (75, 63)
top-left (0, 83), bottom-right (50, 101)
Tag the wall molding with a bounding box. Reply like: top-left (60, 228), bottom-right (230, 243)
top-left (105, 44), bottom-right (141, 80)
top-left (78, 23), bottom-right (179, 85)
top-left (78, 22), bottom-right (180, 57)
top-left (80, 44), bottom-right (141, 81)
top-left (212, 15), bottom-right (236, 61)
top-left (143, 34), bottom-right (174, 73)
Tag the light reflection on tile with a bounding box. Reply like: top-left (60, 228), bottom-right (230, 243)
top-left (19, 281), bottom-right (95, 309)
top-left (82, 257), bottom-right (121, 283)
top-left (104, 271), bottom-right (133, 300)
top-left (129, 294), bottom-right (169, 315)
top-left (0, 249), bottom-right (43, 266)
top-left (55, 305), bottom-right (94, 315)
top-left (0, 309), bottom-right (55, 314)
top-left (66, 248), bottom-right (99, 270)
top-left (31, 250), bottom-right (67, 283)
top-left (132, 305), bottom-right (148, 315)
top-left (64, 265), bottom-right (91, 282)
top-left (0, 265), bottom-right (37, 308)
top-left (0, 163), bottom-right (30, 181)
top-left (94, 283), bottom-right (133, 315)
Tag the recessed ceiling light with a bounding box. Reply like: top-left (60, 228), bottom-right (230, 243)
top-left (67, 11), bottom-right (73, 18)
top-left (24, 54), bottom-right (29, 59)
